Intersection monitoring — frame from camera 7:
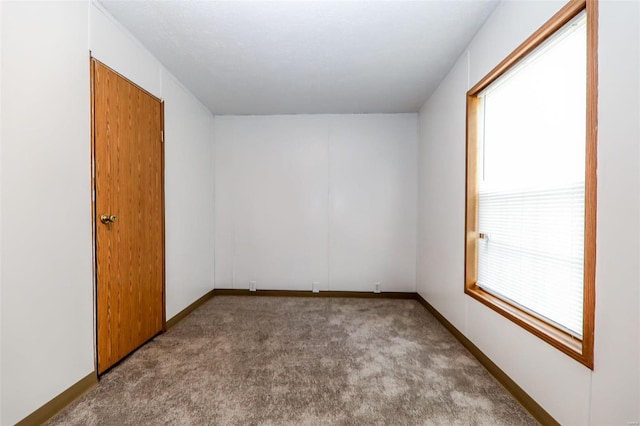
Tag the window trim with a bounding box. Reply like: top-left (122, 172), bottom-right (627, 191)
top-left (464, 0), bottom-right (597, 369)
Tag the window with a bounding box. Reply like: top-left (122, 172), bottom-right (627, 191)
top-left (465, 0), bottom-right (597, 368)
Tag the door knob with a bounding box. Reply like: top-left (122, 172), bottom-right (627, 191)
top-left (100, 214), bottom-right (118, 224)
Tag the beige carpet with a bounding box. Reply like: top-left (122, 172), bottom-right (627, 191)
top-left (48, 296), bottom-right (536, 425)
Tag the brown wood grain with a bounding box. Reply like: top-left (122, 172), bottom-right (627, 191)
top-left (464, 95), bottom-right (480, 290)
top-left (464, 0), bottom-right (596, 369)
top-left (468, 0), bottom-right (587, 96)
top-left (582, 0), bottom-right (598, 370)
top-left (93, 59), bottom-right (164, 374)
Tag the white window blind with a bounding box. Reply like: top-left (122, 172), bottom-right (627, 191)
top-left (477, 13), bottom-right (587, 338)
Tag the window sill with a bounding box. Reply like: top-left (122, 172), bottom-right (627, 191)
top-left (465, 284), bottom-right (592, 369)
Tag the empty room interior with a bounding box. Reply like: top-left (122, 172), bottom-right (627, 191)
top-left (1, 0), bottom-right (639, 424)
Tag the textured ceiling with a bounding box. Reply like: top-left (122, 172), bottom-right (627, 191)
top-left (99, 1), bottom-right (499, 115)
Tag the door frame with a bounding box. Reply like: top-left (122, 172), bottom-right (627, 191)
top-left (89, 56), bottom-right (166, 373)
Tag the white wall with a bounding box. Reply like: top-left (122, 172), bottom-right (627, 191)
top-left (215, 114), bottom-right (417, 292)
top-left (0, 0), bottom-right (4, 422)
top-left (215, 115), bottom-right (330, 291)
top-left (1, 2), bottom-right (94, 425)
top-left (0, 2), bottom-right (215, 424)
top-left (589, 2), bottom-right (640, 423)
top-left (89, 2), bottom-right (161, 98)
top-left (417, 1), bottom-right (640, 424)
top-left (162, 70), bottom-right (215, 318)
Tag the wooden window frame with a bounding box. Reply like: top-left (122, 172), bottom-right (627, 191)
top-left (464, 0), bottom-right (597, 369)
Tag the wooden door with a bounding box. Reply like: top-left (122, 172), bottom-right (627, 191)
top-left (92, 59), bottom-right (165, 374)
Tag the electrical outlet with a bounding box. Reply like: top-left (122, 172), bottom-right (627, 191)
top-left (312, 281), bottom-right (320, 293)
top-left (374, 282), bottom-right (381, 294)
top-left (249, 281), bottom-right (257, 292)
